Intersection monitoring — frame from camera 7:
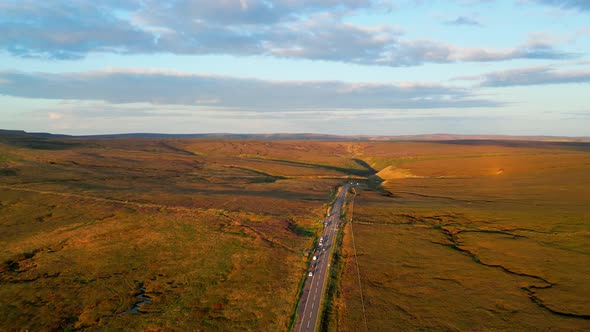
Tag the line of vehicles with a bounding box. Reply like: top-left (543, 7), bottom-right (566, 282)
top-left (298, 183), bottom-right (359, 330)
top-left (308, 235), bottom-right (326, 277)
top-left (307, 182), bottom-right (359, 278)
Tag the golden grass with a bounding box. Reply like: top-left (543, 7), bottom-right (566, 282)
top-left (0, 135), bottom-right (354, 331)
top-left (0, 189), bottom-right (314, 330)
top-left (2, 135), bottom-right (589, 330)
top-left (334, 141), bottom-right (590, 331)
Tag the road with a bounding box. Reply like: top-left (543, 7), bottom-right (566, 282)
top-left (294, 183), bottom-right (352, 332)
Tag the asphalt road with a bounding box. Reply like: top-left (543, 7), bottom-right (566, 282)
top-left (295, 183), bottom-right (352, 332)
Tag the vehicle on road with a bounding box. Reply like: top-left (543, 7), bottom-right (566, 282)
top-left (295, 184), bottom-right (349, 332)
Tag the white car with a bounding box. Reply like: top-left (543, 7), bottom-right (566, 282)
top-left (308, 272), bottom-right (313, 277)
top-left (313, 255), bottom-right (317, 261)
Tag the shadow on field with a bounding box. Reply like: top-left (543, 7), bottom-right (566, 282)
top-left (438, 139), bottom-right (590, 151)
top-left (352, 158), bottom-right (377, 175)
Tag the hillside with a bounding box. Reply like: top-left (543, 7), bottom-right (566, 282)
top-left (2, 129), bottom-right (589, 142)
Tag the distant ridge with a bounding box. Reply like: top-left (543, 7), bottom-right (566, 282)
top-left (1, 129), bottom-right (589, 142)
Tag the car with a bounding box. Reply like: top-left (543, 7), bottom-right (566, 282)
top-left (308, 272), bottom-right (313, 277)
top-left (313, 255), bottom-right (317, 261)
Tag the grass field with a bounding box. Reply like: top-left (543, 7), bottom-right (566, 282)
top-left (334, 141), bottom-right (590, 331)
top-left (2, 133), bottom-right (589, 330)
top-left (0, 134), bottom-right (362, 331)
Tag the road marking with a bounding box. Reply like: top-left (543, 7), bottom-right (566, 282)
top-left (299, 281), bottom-right (314, 332)
top-left (296, 185), bottom-right (351, 332)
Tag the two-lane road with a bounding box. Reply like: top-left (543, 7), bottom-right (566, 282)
top-left (295, 183), bottom-right (351, 332)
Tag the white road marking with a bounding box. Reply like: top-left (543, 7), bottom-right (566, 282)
top-left (297, 185), bottom-right (351, 332)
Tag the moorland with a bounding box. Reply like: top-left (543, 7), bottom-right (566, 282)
top-left (334, 140), bottom-right (590, 331)
top-left (1, 130), bottom-right (589, 331)
top-left (0, 131), bottom-right (363, 330)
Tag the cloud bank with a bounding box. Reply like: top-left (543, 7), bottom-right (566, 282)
top-left (461, 66), bottom-right (590, 86)
top-left (0, 69), bottom-right (500, 109)
top-left (0, 0), bottom-right (575, 65)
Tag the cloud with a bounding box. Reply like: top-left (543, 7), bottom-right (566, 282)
top-left (48, 112), bottom-right (64, 120)
top-left (445, 16), bottom-right (481, 26)
top-left (0, 69), bottom-right (500, 109)
top-left (382, 39), bottom-right (573, 66)
top-left (0, 1), bottom-right (153, 59)
top-left (42, 103), bottom-right (194, 119)
top-left (459, 66), bottom-right (590, 87)
top-left (135, 0), bottom-right (380, 25)
top-left (263, 13), bottom-right (401, 64)
top-left (0, 0), bottom-right (576, 65)
top-left (535, 0), bottom-right (590, 11)
top-left (24, 103), bottom-right (588, 137)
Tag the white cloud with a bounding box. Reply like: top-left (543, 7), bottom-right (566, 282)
top-left (48, 112), bottom-right (64, 120)
top-left (0, 0), bottom-right (576, 65)
top-left (239, 0), bottom-right (249, 11)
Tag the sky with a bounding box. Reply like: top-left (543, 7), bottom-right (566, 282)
top-left (0, 0), bottom-right (589, 136)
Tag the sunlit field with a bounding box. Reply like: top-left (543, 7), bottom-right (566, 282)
top-left (335, 141), bottom-right (590, 331)
top-left (0, 133), bottom-right (356, 331)
top-left (1, 132), bottom-right (589, 331)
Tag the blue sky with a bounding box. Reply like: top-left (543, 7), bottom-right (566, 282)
top-left (0, 0), bottom-right (589, 135)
